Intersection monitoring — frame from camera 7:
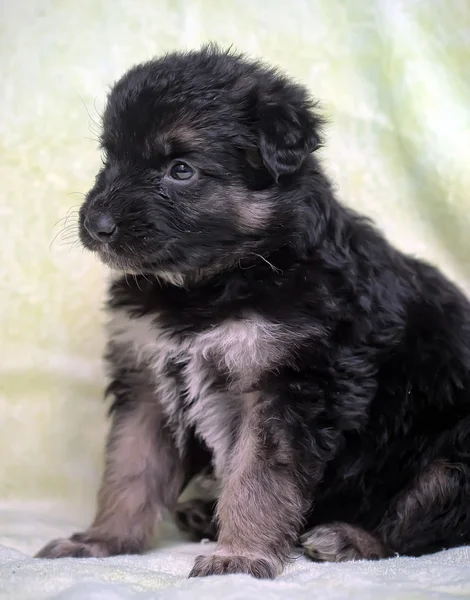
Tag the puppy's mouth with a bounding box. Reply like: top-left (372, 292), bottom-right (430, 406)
top-left (93, 240), bottom-right (177, 274)
top-left (95, 248), bottom-right (151, 273)
top-left (98, 249), bottom-right (142, 273)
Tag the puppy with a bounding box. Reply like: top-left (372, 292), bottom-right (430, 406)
top-left (37, 45), bottom-right (470, 578)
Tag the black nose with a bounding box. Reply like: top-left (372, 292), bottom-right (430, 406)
top-left (84, 213), bottom-right (117, 242)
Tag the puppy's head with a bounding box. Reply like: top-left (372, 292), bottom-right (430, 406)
top-left (79, 45), bottom-right (323, 281)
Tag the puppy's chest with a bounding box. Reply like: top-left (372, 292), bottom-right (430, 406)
top-left (108, 308), bottom-right (286, 472)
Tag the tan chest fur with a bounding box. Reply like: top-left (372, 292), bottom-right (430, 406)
top-left (107, 309), bottom-right (291, 476)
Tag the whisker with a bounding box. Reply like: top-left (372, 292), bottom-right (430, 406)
top-left (50, 230), bottom-right (65, 251)
top-left (78, 94), bottom-right (102, 131)
top-left (133, 274), bottom-right (143, 292)
top-left (53, 227), bottom-right (79, 241)
top-left (60, 221), bottom-right (80, 230)
top-left (54, 207), bottom-right (80, 228)
top-left (250, 252), bottom-right (283, 274)
top-left (50, 224), bottom-right (80, 251)
top-left (59, 233), bottom-right (80, 243)
top-left (93, 97), bottom-right (104, 121)
top-left (51, 223), bottom-right (79, 241)
top-left (59, 240), bottom-right (78, 248)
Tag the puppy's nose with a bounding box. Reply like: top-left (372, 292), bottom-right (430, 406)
top-left (84, 213), bottom-right (117, 242)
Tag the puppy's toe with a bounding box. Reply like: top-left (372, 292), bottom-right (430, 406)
top-left (35, 533), bottom-right (115, 559)
top-left (189, 553), bottom-right (275, 578)
top-left (301, 522), bottom-right (391, 562)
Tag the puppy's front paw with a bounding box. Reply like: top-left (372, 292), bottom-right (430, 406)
top-left (189, 553), bottom-right (275, 578)
top-left (36, 537), bottom-right (105, 559)
top-left (35, 532), bottom-right (120, 559)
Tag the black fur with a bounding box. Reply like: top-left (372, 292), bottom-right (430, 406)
top-left (38, 45), bottom-right (470, 575)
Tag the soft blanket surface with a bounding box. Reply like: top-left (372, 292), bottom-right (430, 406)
top-left (2, 503), bottom-right (470, 600)
top-left (1, 0), bottom-right (470, 598)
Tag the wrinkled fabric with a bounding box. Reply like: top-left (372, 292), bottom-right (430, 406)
top-left (1, 0), bottom-right (469, 598)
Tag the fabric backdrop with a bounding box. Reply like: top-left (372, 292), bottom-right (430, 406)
top-left (1, 1), bottom-right (469, 598)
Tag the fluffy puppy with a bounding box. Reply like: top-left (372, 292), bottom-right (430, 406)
top-left (37, 46), bottom-right (470, 578)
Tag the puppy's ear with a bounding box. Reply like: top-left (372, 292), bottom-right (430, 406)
top-left (257, 100), bottom-right (322, 181)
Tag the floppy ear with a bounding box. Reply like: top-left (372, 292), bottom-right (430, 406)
top-left (257, 101), bottom-right (322, 181)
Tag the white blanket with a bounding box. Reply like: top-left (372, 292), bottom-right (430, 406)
top-left (1, 502), bottom-right (469, 600)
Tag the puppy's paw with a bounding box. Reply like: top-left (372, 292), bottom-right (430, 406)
top-left (174, 499), bottom-right (217, 541)
top-left (189, 553), bottom-right (275, 578)
top-left (300, 522), bottom-right (390, 562)
top-left (35, 535), bottom-right (108, 559)
top-left (35, 531), bottom-right (132, 559)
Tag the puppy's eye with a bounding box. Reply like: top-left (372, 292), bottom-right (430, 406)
top-left (170, 162), bottom-right (194, 181)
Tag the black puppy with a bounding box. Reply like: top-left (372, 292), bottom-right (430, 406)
top-left (37, 46), bottom-right (470, 578)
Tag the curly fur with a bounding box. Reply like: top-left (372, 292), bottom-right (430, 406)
top-left (37, 45), bottom-right (470, 578)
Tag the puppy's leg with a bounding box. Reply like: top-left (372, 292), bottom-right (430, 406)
top-left (376, 459), bottom-right (470, 556)
top-left (189, 398), bottom-right (307, 579)
top-left (301, 522), bottom-right (392, 562)
top-left (36, 368), bottom-right (185, 558)
top-left (301, 459), bottom-right (470, 563)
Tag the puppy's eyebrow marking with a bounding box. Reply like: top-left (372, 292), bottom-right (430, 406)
top-left (149, 139), bottom-right (172, 159)
top-left (161, 124), bottom-right (206, 153)
top-left (148, 133), bottom-right (203, 161)
top-left (168, 141), bottom-right (200, 156)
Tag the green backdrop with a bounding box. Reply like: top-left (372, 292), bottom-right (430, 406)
top-left (1, 0), bottom-right (469, 514)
